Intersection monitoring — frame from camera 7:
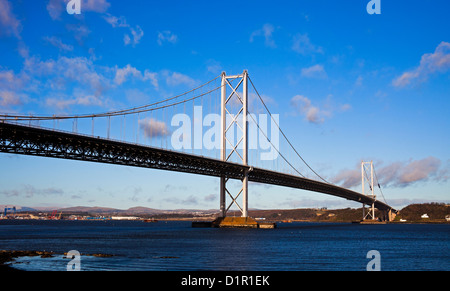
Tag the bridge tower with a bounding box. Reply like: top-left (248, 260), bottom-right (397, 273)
top-left (219, 70), bottom-right (249, 218)
top-left (361, 161), bottom-right (376, 220)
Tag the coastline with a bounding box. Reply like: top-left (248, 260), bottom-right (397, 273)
top-left (1, 217), bottom-right (449, 224)
top-left (0, 250), bottom-right (55, 271)
top-left (0, 250), bottom-right (114, 271)
top-left (3, 202), bottom-right (448, 224)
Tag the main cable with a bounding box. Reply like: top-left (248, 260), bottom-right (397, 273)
top-left (373, 165), bottom-right (388, 204)
top-left (0, 74), bottom-right (222, 121)
top-left (248, 76), bottom-right (330, 183)
top-left (247, 112), bottom-right (306, 178)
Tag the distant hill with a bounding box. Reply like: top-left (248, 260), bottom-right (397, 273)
top-left (58, 206), bottom-right (119, 214)
top-left (9, 203), bottom-right (449, 222)
top-left (123, 207), bottom-right (168, 215)
top-left (250, 203), bottom-right (450, 222)
top-left (395, 203), bottom-right (449, 221)
top-left (248, 208), bottom-right (364, 222)
top-left (53, 206), bottom-right (217, 217)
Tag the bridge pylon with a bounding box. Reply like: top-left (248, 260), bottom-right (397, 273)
top-left (219, 70), bottom-right (249, 218)
top-left (361, 161), bottom-right (376, 220)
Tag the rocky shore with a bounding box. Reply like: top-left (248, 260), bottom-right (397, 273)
top-left (0, 250), bottom-right (113, 271)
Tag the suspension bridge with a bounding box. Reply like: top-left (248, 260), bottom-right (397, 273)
top-left (0, 70), bottom-right (396, 225)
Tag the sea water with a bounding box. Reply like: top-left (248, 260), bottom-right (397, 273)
top-left (0, 220), bottom-right (448, 271)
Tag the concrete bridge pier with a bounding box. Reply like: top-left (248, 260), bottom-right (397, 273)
top-left (384, 209), bottom-right (396, 222)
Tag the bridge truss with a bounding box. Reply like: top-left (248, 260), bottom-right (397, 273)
top-left (0, 121), bottom-right (395, 216)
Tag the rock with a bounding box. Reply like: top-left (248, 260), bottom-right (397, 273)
top-left (90, 253), bottom-right (114, 257)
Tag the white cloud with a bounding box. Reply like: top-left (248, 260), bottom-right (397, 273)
top-left (390, 157), bottom-right (444, 187)
top-left (249, 23), bottom-right (276, 48)
top-left (0, 70), bottom-right (15, 84)
top-left (1, 54), bottom-right (163, 111)
top-left (66, 23), bottom-right (91, 43)
top-left (48, 57), bottom-right (106, 95)
top-left (331, 168), bottom-right (360, 189)
top-left (301, 64), bottom-right (327, 79)
top-left (0, 69), bottom-right (27, 89)
top-left (47, 2), bottom-right (143, 47)
top-left (102, 12), bottom-right (144, 47)
top-left (0, 0), bottom-right (21, 38)
top-left (103, 13), bottom-right (128, 28)
top-left (332, 157), bottom-right (449, 189)
top-left (83, 0), bottom-right (110, 13)
top-left (393, 41), bottom-right (450, 87)
top-left (22, 56), bottom-right (110, 110)
top-left (46, 0), bottom-right (65, 20)
top-left (114, 64), bottom-right (142, 85)
top-left (0, 185), bottom-right (64, 198)
top-left (0, 68), bottom-right (29, 108)
top-left (18, 43), bottom-right (30, 59)
top-left (47, 0), bottom-right (110, 20)
top-left (143, 71), bottom-right (158, 89)
top-left (139, 118), bottom-right (169, 138)
top-left (157, 31), bottom-right (178, 46)
top-left (290, 94), bottom-right (350, 124)
top-left (204, 194), bottom-right (216, 202)
top-left (292, 33), bottom-right (323, 55)
top-left (0, 90), bottom-right (24, 107)
top-left (43, 36), bottom-right (74, 52)
top-left (114, 64), bottom-right (158, 88)
top-left (165, 71), bottom-right (196, 87)
top-left (124, 25), bottom-right (144, 46)
top-left (290, 95), bottom-right (324, 124)
top-left (123, 34), bottom-right (131, 45)
top-left (46, 94), bottom-right (103, 110)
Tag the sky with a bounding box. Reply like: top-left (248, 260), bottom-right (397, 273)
top-left (0, 0), bottom-right (449, 211)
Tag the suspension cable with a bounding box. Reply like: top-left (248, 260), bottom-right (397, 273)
top-left (248, 76), bottom-right (330, 183)
top-left (373, 165), bottom-right (388, 204)
top-left (0, 74), bottom-right (222, 121)
top-left (247, 112), bottom-right (305, 178)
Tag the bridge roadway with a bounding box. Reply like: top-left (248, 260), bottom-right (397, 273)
top-left (0, 121), bottom-right (395, 213)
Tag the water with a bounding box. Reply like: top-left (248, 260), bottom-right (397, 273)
top-left (0, 220), bottom-right (448, 271)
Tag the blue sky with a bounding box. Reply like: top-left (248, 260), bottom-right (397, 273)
top-left (0, 0), bottom-right (449, 210)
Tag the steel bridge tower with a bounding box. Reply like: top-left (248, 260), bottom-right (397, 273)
top-left (362, 161), bottom-right (376, 220)
top-left (219, 70), bottom-right (250, 218)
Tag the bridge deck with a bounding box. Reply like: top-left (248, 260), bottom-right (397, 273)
top-left (0, 122), bottom-right (395, 212)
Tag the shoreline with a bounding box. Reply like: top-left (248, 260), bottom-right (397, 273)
top-left (0, 250), bottom-right (114, 271)
top-left (3, 202), bottom-right (448, 224)
top-left (0, 250), bottom-right (55, 271)
top-left (1, 217), bottom-right (449, 224)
